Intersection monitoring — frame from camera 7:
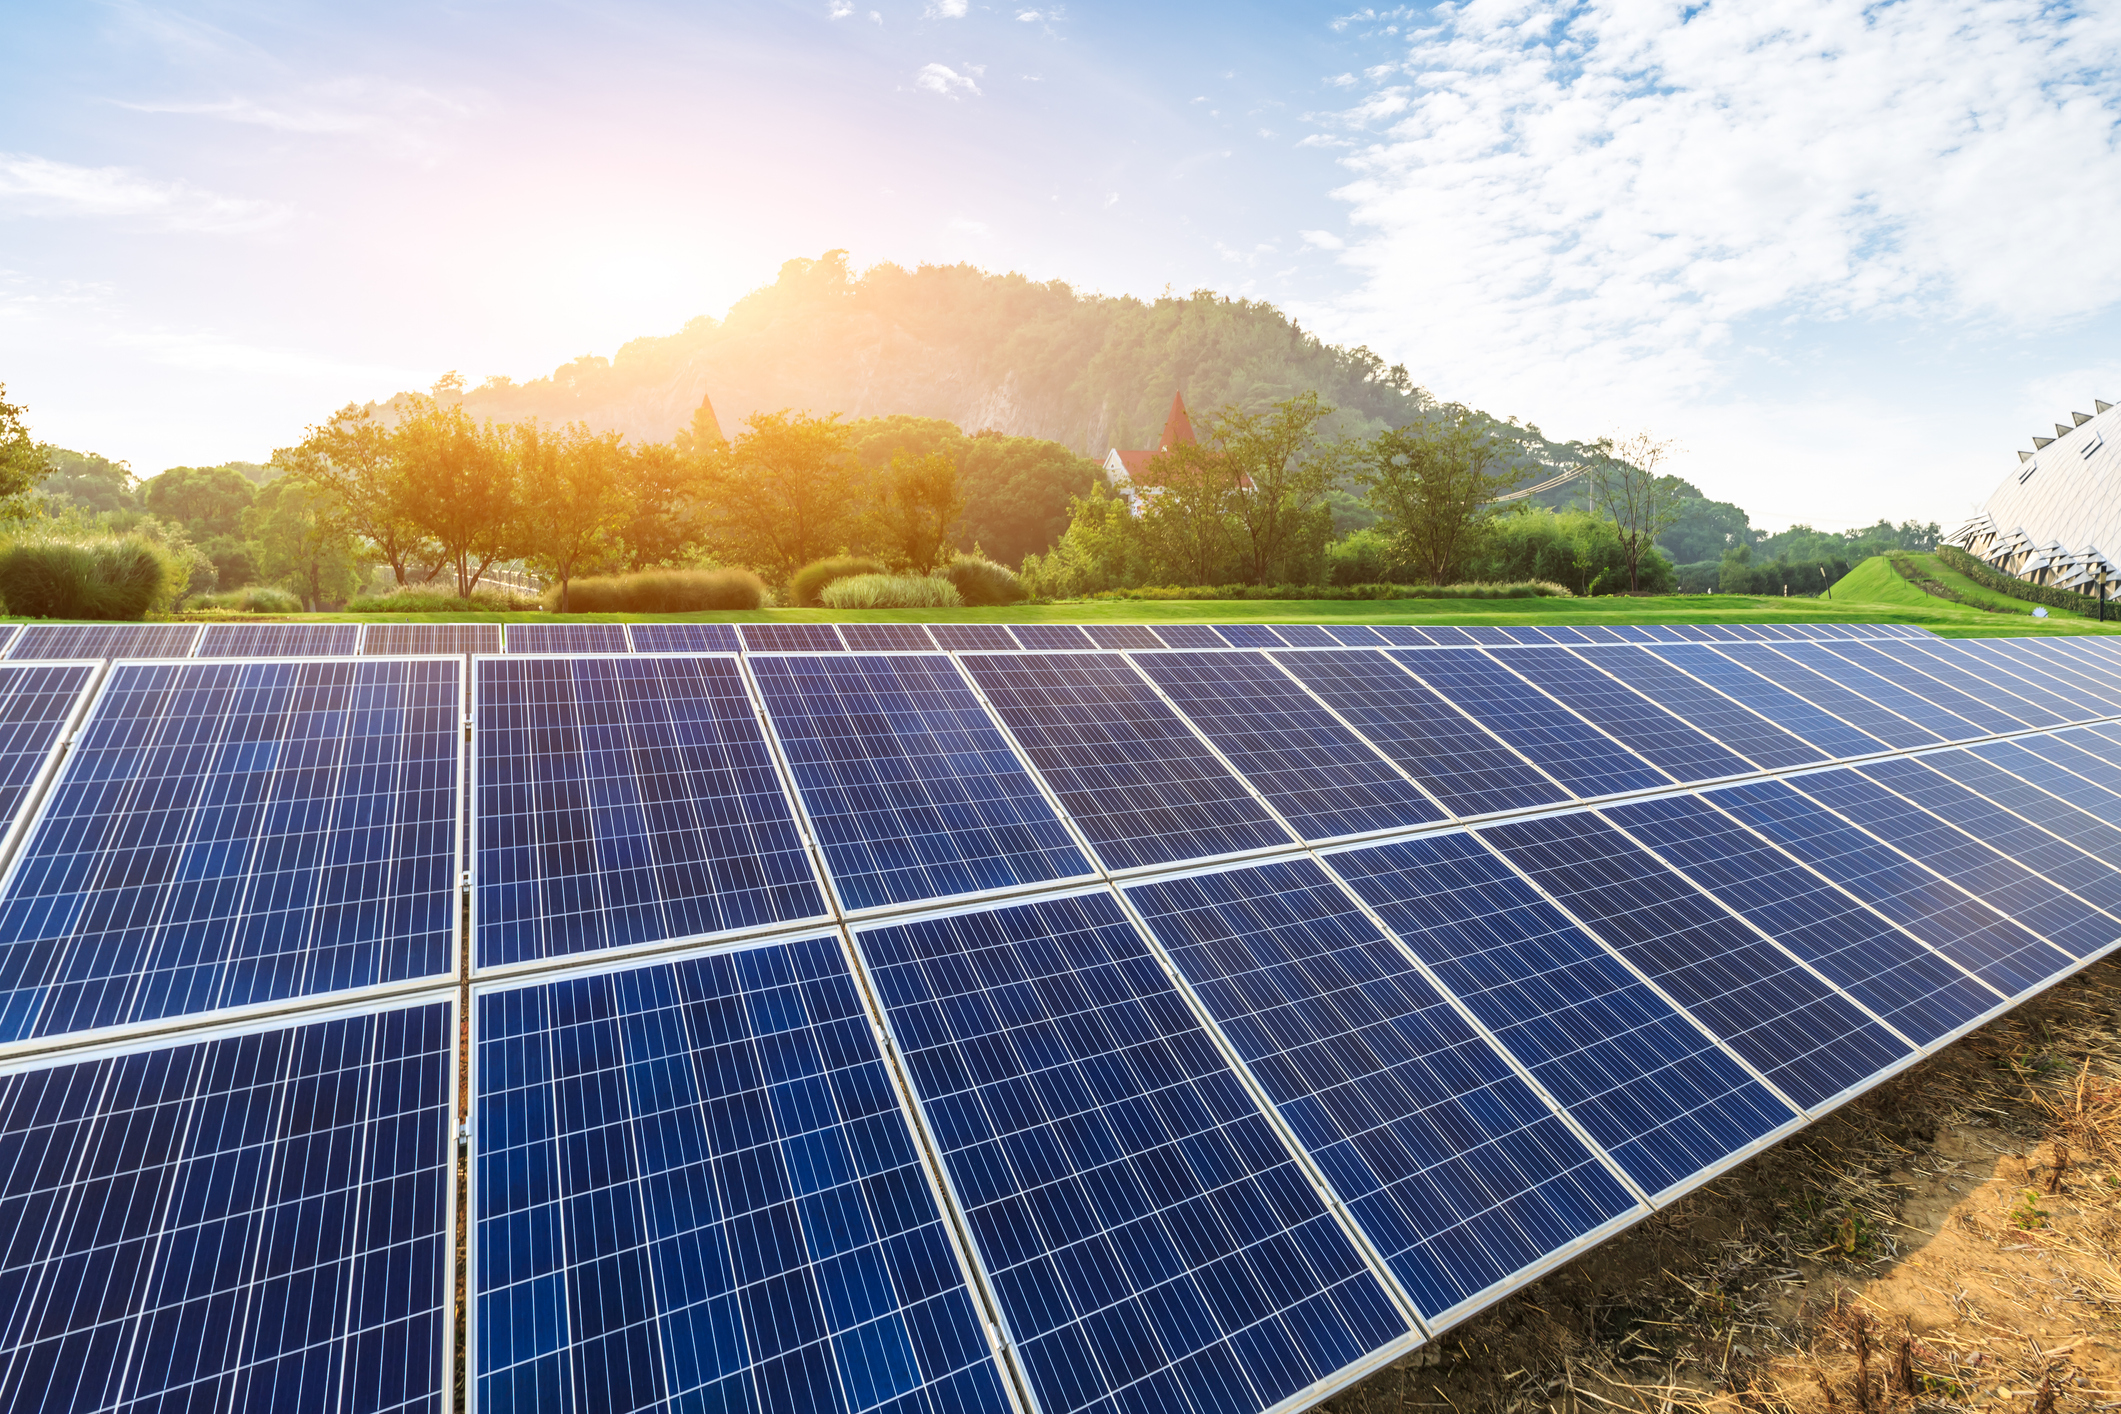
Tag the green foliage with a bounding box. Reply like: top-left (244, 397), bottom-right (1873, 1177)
top-left (1658, 495), bottom-right (1752, 563)
top-left (710, 410), bottom-right (867, 580)
top-left (0, 385), bottom-right (49, 520)
top-left (846, 416), bottom-right (1099, 567)
top-left (201, 535), bottom-right (261, 589)
top-left (790, 555), bottom-right (886, 607)
top-left (143, 465), bottom-right (256, 541)
top-left (1324, 527), bottom-right (1404, 586)
top-left (0, 533), bottom-right (183, 618)
top-left (347, 584), bottom-right (542, 613)
top-left (1718, 544), bottom-right (1848, 597)
top-left (246, 477), bottom-right (364, 609)
top-left (548, 568), bottom-right (767, 613)
top-left (1938, 545), bottom-right (2103, 616)
top-left (1583, 433), bottom-right (1685, 592)
top-left (1759, 518), bottom-right (1941, 563)
top-left (818, 574), bottom-right (962, 609)
top-left (1018, 484), bottom-right (1145, 599)
top-left (940, 555), bottom-right (1027, 606)
top-left (1085, 580), bottom-right (1571, 601)
top-left (1461, 508), bottom-right (1671, 595)
top-left (189, 585), bottom-right (303, 613)
top-left (871, 451), bottom-right (965, 574)
top-left (38, 449), bottom-right (139, 516)
top-left (1354, 406), bottom-right (1530, 585)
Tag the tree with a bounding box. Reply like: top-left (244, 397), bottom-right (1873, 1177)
top-left (142, 465), bottom-right (256, 541)
top-left (280, 403), bottom-right (436, 587)
top-left (615, 441), bottom-right (715, 570)
top-left (1658, 494), bottom-right (1753, 564)
top-left (1586, 432), bottom-right (1685, 592)
top-left (0, 385), bottom-right (47, 520)
top-left (516, 421), bottom-right (629, 611)
top-left (38, 449), bottom-right (138, 516)
top-left (1137, 440), bottom-right (1242, 585)
top-left (1355, 405), bottom-right (1529, 585)
top-left (709, 411), bottom-right (866, 580)
top-left (249, 472), bottom-right (365, 609)
top-left (1212, 391), bottom-right (1345, 584)
top-left (872, 451), bottom-right (965, 574)
top-left (958, 432), bottom-right (1099, 568)
top-left (394, 398), bottom-right (516, 596)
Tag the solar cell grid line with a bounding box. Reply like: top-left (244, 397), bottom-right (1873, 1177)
top-left (1081, 624), bottom-right (1165, 650)
top-left (1369, 626), bottom-right (1437, 646)
top-left (1601, 626), bottom-right (1661, 642)
top-left (835, 622), bottom-right (940, 652)
top-left (1969, 640), bottom-right (2121, 712)
top-left (1706, 778), bottom-right (2071, 998)
top-left (0, 624), bottom-right (13, 655)
top-left (0, 663), bottom-right (98, 862)
top-left (1455, 626), bottom-right (1518, 645)
top-left (0, 996), bottom-right (456, 1414)
top-left (1119, 857), bottom-right (1642, 1328)
top-left (1641, 644), bottom-right (1888, 760)
top-left (1796, 640), bottom-right (2025, 737)
top-left (1212, 624), bottom-right (1287, 648)
top-left (740, 622), bottom-right (846, 653)
top-left (2014, 639), bottom-right (2121, 701)
top-left (1569, 626), bottom-right (1629, 643)
top-left (1386, 648), bottom-right (1672, 800)
top-left (1709, 643), bottom-right (1945, 750)
top-left (1892, 639), bottom-right (2092, 723)
top-left (1007, 623), bottom-right (1094, 651)
top-left (0, 658), bottom-right (461, 1045)
top-left (1987, 729), bottom-right (2121, 804)
top-left (1270, 624), bottom-right (1338, 647)
top-left (473, 937), bottom-right (1016, 1414)
top-left (1597, 794), bottom-right (2004, 1049)
top-left (955, 652), bottom-right (1293, 872)
top-left (1494, 628), bottom-right (1555, 644)
top-left (1268, 650), bottom-right (1570, 819)
top-left (5, 623), bottom-right (202, 660)
top-left (1663, 626), bottom-right (1715, 641)
top-left (1127, 650), bottom-right (1446, 842)
top-left (746, 653), bottom-right (1093, 912)
top-left (1489, 647), bottom-right (1756, 783)
top-left (474, 655), bottom-right (826, 970)
top-left (1147, 622), bottom-right (1227, 649)
top-left (1568, 646), bottom-right (1827, 771)
top-left (1779, 769), bottom-right (2117, 961)
top-left (1845, 640), bottom-right (2068, 729)
top-left (359, 621), bottom-right (505, 655)
top-left (500, 621), bottom-right (630, 654)
top-left (1952, 744), bottom-right (2121, 869)
top-left (1478, 811), bottom-right (1910, 1112)
top-left (1527, 626), bottom-right (1581, 643)
top-left (627, 622), bottom-right (745, 653)
top-left (850, 889), bottom-right (1418, 1414)
top-left (194, 621), bottom-right (364, 657)
top-left (927, 623), bottom-right (1020, 653)
top-left (1324, 833), bottom-right (1796, 1201)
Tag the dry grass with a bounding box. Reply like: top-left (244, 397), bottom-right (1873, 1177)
top-left (1311, 958), bottom-right (2121, 1414)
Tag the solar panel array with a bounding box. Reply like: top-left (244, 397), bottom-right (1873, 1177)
top-left (7, 615), bottom-right (2121, 1414)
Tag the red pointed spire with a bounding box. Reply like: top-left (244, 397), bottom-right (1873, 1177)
top-left (1159, 393), bottom-right (1195, 451)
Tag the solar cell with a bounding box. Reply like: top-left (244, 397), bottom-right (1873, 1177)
top-left (2004, 728), bottom-right (2121, 801)
top-left (1490, 648), bottom-right (1754, 782)
top-left (748, 654), bottom-right (1091, 910)
top-left (1081, 624), bottom-right (1164, 650)
top-left (1327, 834), bottom-right (1794, 1198)
top-left (1269, 650), bottom-right (1567, 817)
top-left (0, 659), bottom-right (459, 1041)
top-left (0, 625), bottom-right (12, 655)
top-left (5, 623), bottom-right (202, 660)
top-left (1641, 645), bottom-right (1887, 758)
top-left (1569, 626), bottom-right (1629, 644)
top-left (1773, 642), bottom-right (2001, 738)
top-left (1600, 626), bottom-right (1658, 643)
top-left (1480, 813), bottom-right (1909, 1110)
top-left (1600, 794), bottom-right (2002, 1046)
top-left (1369, 626), bottom-right (1438, 646)
top-left (854, 891), bottom-right (1414, 1414)
top-left (1710, 643), bottom-right (1944, 749)
top-left (1665, 625), bottom-right (1716, 642)
top-left (741, 623), bottom-right (845, 653)
top-left (1893, 641), bottom-right (2085, 723)
top-left (0, 663), bottom-right (96, 849)
top-left (1323, 626), bottom-right (1389, 645)
top-left (1971, 738), bottom-right (2121, 822)
top-left (1707, 779), bottom-right (2069, 996)
top-left (1270, 624), bottom-right (1339, 647)
top-left (1573, 646), bottom-right (1825, 770)
top-left (926, 623), bottom-right (1019, 652)
top-left (0, 1000), bottom-right (454, 1414)
top-left (1495, 627), bottom-right (1556, 644)
top-left (502, 622), bottom-right (630, 654)
top-left (1967, 640), bottom-right (2121, 712)
top-left (1129, 651), bottom-right (1445, 840)
top-left (1386, 649), bottom-right (1670, 799)
top-left (1123, 859), bottom-right (1639, 1324)
top-left (1212, 624), bottom-right (1286, 647)
top-left (2019, 640), bottom-right (2121, 699)
top-left (957, 653), bottom-right (1292, 871)
top-left (834, 622), bottom-right (939, 651)
top-left (1529, 626), bottom-right (1584, 643)
top-left (1147, 623), bottom-right (1226, 649)
top-left (627, 622), bottom-right (745, 653)
top-left (360, 621), bottom-right (505, 655)
top-left (475, 939), bottom-right (1013, 1414)
top-left (475, 656), bottom-right (825, 969)
top-left (1456, 626), bottom-right (1518, 645)
top-left (1007, 624), bottom-right (1094, 650)
top-left (1835, 642), bottom-right (2055, 730)
top-left (195, 622), bottom-right (363, 657)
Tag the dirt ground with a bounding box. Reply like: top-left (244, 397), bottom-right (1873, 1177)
top-left (1314, 957), bottom-right (2121, 1414)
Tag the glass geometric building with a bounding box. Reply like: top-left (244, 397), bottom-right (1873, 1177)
top-left (1950, 398), bottom-right (2119, 596)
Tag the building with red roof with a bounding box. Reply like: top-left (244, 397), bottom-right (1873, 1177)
top-left (1102, 393), bottom-right (1201, 511)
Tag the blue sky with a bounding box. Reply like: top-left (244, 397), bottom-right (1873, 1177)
top-left (3, 0), bottom-right (2117, 531)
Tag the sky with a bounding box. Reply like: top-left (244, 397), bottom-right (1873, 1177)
top-left (2, 0), bottom-right (2117, 532)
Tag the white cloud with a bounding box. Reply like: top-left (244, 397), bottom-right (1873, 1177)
top-left (1324, 73), bottom-right (1357, 87)
top-left (914, 62), bottom-right (980, 97)
top-left (923, 0), bottom-right (967, 16)
top-left (0, 153), bottom-right (287, 232)
top-left (830, 1), bottom-right (853, 16)
top-left (1299, 229), bottom-right (1344, 251)
top-left (1017, 9), bottom-right (1041, 18)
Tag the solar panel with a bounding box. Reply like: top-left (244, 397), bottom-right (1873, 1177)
top-left (1004, 623), bottom-right (1093, 650)
top-left (1711, 643), bottom-right (1944, 749)
top-left (1081, 624), bottom-right (1164, 650)
top-left (1569, 626), bottom-right (1629, 644)
top-left (1859, 753), bottom-right (2121, 911)
top-left (474, 655), bottom-right (824, 969)
top-left (1971, 737), bottom-right (2121, 820)
top-left (1386, 649), bottom-right (1669, 799)
top-left (1827, 641), bottom-right (2049, 732)
top-left (1271, 650), bottom-right (1569, 817)
top-left (0, 663), bottom-right (97, 849)
top-left (1323, 625), bottom-right (1389, 645)
top-left (957, 652), bottom-right (1292, 870)
top-left (833, 622), bottom-right (938, 651)
top-left (1642, 644), bottom-right (1888, 758)
top-left (1530, 626), bottom-right (1585, 643)
top-left (0, 999), bottom-right (454, 1414)
top-left (740, 623), bottom-right (845, 652)
top-left (1147, 623), bottom-right (1225, 649)
top-left (1371, 626), bottom-right (1438, 646)
top-left (925, 623), bottom-right (1018, 652)
top-left (0, 625), bottom-right (13, 655)
top-left (1270, 624), bottom-right (1338, 647)
top-left (1211, 624), bottom-right (1285, 647)
top-left (1455, 626), bottom-right (1517, 645)
top-left (1130, 651), bottom-right (1443, 841)
top-left (1772, 642), bottom-right (1999, 739)
top-left (1600, 626), bottom-right (1657, 643)
top-left (0, 659), bottom-right (459, 1041)
top-left (1571, 646), bottom-right (1826, 770)
top-left (1496, 627), bottom-right (1557, 644)
top-left (1123, 859), bottom-right (1640, 1325)
top-left (502, 622), bottom-right (629, 654)
top-left (1969, 640), bottom-right (2121, 712)
top-left (747, 654), bottom-right (1091, 910)
top-left (2019, 640), bottom-right (2121, 700)
top-left (5, 623), bottom-right (202, 660)
top-left (853, 891), bottom-right (1415, 1414)
top-left (195, 622), bottom-right (362, 657)
top-left (358, 621), bottom-right (504, 655)
top-left (474, 938), bottom-right (1014, 1414)
top-left (2000, 727), bottom-right (2121, 802)
top-left (627, 622), bottom-right (744, 653)
top-left (1326, 834), bottom-right (1796, 1198)
top-left (1893, 640), bottom-right (2085, 724)
top-left (1490, 648), bottom-right (1754, 783)
top-left (1480, 812), bottom-right (1910, 1110)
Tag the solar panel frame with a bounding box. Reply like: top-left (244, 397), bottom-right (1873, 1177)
top-left (500, 622), bottom-right (631, 654)
top-left (1639, 644), bottom-right (1891, 760)
top-left (4, 623), bottom-right (203, 660)
top-left (1891, 640), bottom-right (2089, 724)
top-left (1322, 626), bottom-right (1389, 646)
top-left (0, 661), bottom-right (100, 872)
top-left (1710, 643), bottom-right (1946, 749)
top-left (1270, 624), bottom-right (1339, 648)
top-left (194, 622), bottom-right (365, 657)
top-left (1371, 626), bottom-right (1439, 646)
top-left (358, 621), bottom-right (506, 655)
top-left (1569, 646), bottom-right (1828, 772)
top-left (1968, 640), bottom-right (2121, 712)
top-left (626, 622), bottom-right (746, 653)
top-left (1146, 622), bottom-right (1226, 649)
top-left (741, 623), bottom-right (847, 653)
top-left (1846, 641), bottom-right (2067, 729)
top-left (1211, 624), bottom-right (1287, 648)
top-left (1797, 641), bottom-right (2023, 737)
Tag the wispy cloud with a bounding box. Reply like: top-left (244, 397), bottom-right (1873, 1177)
top-left (914, 62), bottom-right (980, 97)
top-left (116, 78), bottom-right (474, 159)
top-left (923, 0), bottom-right (967, 16)
top-left (0, 153), bottom-right (287, 232)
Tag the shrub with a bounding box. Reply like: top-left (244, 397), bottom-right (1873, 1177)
top-left (348, 583), bottom-right (544, 614)
top-left (941, 555), bottom-right (1027, 606)
top-left (188, 586), bottom-right (303, 613)
top-left (548, 569), bottom-right (768, 614)
top-left (819, 575), bottom-right (963, 609)
top-left (0, 534), bottom-right (183, 619)
top-left (790, 556), bottom-right (885, 607)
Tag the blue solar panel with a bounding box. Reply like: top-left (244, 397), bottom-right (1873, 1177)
top-left (1573, 646), bottom-right (1825, 770)
top-left (629, 622), bottom-right (745, 653)
top-left (476, 938), bottom-right (1013, 1414)
top-left (1708, 779), bottom-right (2069, 996)
top-left (196, 622), bottom-right (363, 657)
top-left (1082, 624), bottom-right (1164, 650)
top-left (1895, 641), bottom-right (2084, 724)
top-left (1370, 626), bottom-right (1437, 646)
top-left (1212, 624), bottom-right (1285, 647)
top-left (927, 623), bottom-right (1018, 652)
top-left (1455, 626), bottom-right (1517, 645)
top-left (1149, 623), bottom-right (1227, 649)
top-left (1271, 624), bottom-right (1339, 647)
top-left (957, 653), bottom-right (1292, 870)
top-left (1970, 640), bottom-right (2121, 711)
top-left (362, 621), bottom-right (505, 655)
top-left (1008, 623), bottom-right (1094, 650)
top-left (748, 654), bottom-right (1091, 910)
top-left (1491, 648), bottom-right (1753, 782)
top-left (742, 623), bottom-right (846, 652)
top-left (1642, 645), bottom-right (1888, 758)
top-left (832, 622), bottom-right (939, 651)
top-left (1600, 626), bottom-right (1657, 642)
top-left (1124, 859), bottom-right (1639, 1323)
top-left (1711, 643), bottom-right (1944, 749)
top-left (6, 623), bottom-right (202, 659)
top-left (1531, 626), bottom-right (1585, 643)
top-left (1323, 625), bottom-right (1389, 645)
top-left (1864, 751), bottom-right (2121, 878)
top-left (854, 891), bottom-right (1413, 1414)
top-left (1130, 651), bottom-right (1445, 840)
top-left (0, 663), bottom-right (95, 843)
top-left (1972, 737), bottom-right (2121, 820)
top-left (1996, 728), bottom-right (2121, 803)
top-left (1569, 626), bottom-right (1628, 644)
top-left (0, 660), bottom-right (459, 1041)
top-left (1387, 649), bottom-right (1669, 799)
top-left (475, 657), bottom-right (825, 969)
top-left (1496, 627), bottom-right (1556, 644)
top-left (1769, 642), bottom-right (1994, 739)
top-left (2020, 640), bottom-right (2121, 700)
top-left (1480, 812), bottom-right (1909, 1110)
top-left (504, 622), bottom-right (630, 654)
top-left (1601, 794), bottom-right (2002, 1047)
top-left (1326, 834), bottom-right (1794, 1197)
top-left (0, 1000), bottom-right (453, 1414)
top-left (1269, 651), bottom-right (1568, 818)
top-left (1825, 642), bottom-right (2043, 733)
